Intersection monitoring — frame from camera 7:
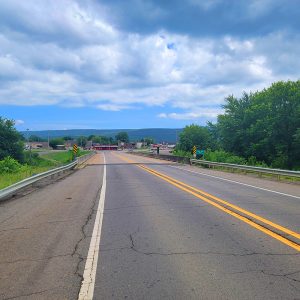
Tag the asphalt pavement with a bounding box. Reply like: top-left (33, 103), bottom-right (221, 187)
top-left (0, 151), bottom-right (299, 299)
top-left (93, 152), bottom-right (299, 299)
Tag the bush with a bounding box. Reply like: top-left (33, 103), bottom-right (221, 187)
top-left (0, 117), bottom-right (24, 162)
top-left (172, 149), bottom-right (192, 158)
top-left (23, 151), bottom-right (54, 167)
top-left (203, 150), bottom-right (247, 164)
top-left (0, 157), bottom-right (22, 173)
top-left (49, 138), bottom-right (65, 149)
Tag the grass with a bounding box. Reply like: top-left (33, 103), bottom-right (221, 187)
top-left (41, 150), bottom-right (91, 165)
top-left (0, 165), bottom-right (53, 189)
top-left (0, 150), bottom-right (92, 190)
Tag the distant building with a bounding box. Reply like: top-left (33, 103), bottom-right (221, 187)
top-left (56, 145), bottom-right (66, 150)
top-left (27, 142), bottom-right (50, 149)
top-left (136, 142), bottom-right (143, 149)
top-left (92, 145), bottom-right (118, 151)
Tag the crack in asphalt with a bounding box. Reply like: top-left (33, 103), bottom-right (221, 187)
top-left (0, 227), bottom-right (29, 233)
top-left (2, 288), bottom-right (53, 300)
top-left (104, 203), bottom-right (208, 212)
top-left (129, 234), bottom-right (299, 257)
top-left (0, 253), bottom-right (73, 265)
top-left (0, 219), bottom-right (83, 234)
top-left (262, 270), bottom-right (300, 284)
top-left (71, 184), bottom-right (102, 297)
top-left (128, 233), bottom-right (300, 292)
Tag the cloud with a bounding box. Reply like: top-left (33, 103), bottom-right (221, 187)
top-left (97, 103), bottom-right (131, 111)
top-left (15, 119), bottom-right (24, 125)
top-left (0, 0), bottom-right (299, 125)
top-left (158, 108), bottom-right (224, 120)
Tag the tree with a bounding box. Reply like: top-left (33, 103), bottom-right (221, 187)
top-left (29, 135), bottom-right (45, 142)
top-left (77, 136), bottom-right (87, 147)
top-left (178, 124), bottom-right (211, 152)
top-left (216, 80), bottom-right (300, 169)
top-left (63, 136), bottom-right (72, 141)
top-left (88, 135), bottom-right (95, 141)
top-left (92, 136), bottom-right (111, 144)
top-left (0, 117), bottom-right (24, 162)
top-left (49, 138), bottom-right (65, 149)
top-left (115, 132), bottom-right (129, 143)
top-left (141, 137), bottom-right (154, 145)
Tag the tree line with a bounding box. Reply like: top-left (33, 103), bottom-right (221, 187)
top-left (177, 80), bottom-right (300, 170)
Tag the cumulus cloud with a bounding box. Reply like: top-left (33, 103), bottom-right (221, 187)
top-left (0, 0), bottom-right (299, 124)
top-left (15, 119), bottom-right (24, 125)
top-left (158, 108), bottom-right (224, 120)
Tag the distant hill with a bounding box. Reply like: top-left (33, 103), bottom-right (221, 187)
top-left (20, 128), bottom-right (183, 143)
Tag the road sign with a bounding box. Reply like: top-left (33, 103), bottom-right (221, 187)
top-left (192, 145), bottom-right (196, 155)
top-left (196, 150), bottom-right (205, 155)
top-left (73, 144), bottom-right (78, 154)
top-left (196, 149), bottom-right (205, 159)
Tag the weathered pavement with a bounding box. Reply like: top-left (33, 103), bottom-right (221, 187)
top-left (0, 152), bottom-right (299, 299)
top-left (93, 152), bottom-right (300, 299)
top-left (0, 154), bottom-right (104, 299)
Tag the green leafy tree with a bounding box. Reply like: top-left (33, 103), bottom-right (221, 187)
top-left (29, 135), bottom-right (46, 142)
top-left (115, 132), bottom-right (129, 143)
top-left (88, 135), bottom-right (95, 141)
top-left (141, 137), bottom-right (154, 145)
top-left (92, 136), bottom-right (112, 144)
top-left (0, 117), bottom-right (24, 162)
top-left (217, 80), bottom-right (300, 169)
top-left (63, 136), bottom-right (73, 141)
top-left (49, 138), bottom-right (65, 149)
top-left (177, 124), bottom-right (211, 152)
top-left (77, 136), bottom-right (87, 147)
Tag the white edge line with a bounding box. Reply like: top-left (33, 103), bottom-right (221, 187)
top-left (168, 165), bottom-right (300, 200)
top-left (78, 152), bottom-right (106, 300)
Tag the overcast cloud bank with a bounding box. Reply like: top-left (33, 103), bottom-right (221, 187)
top-left (0, 0), bottom-right (299, 123)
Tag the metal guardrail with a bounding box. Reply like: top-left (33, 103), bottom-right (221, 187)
top-left (190, 159), bottom-right (300, 178)
top-left (130, 151), bottom-right (191, 164)
top-left (131, 151), bottom-right (300, 179)
top-left (0, 152), bottom-right (96, 201)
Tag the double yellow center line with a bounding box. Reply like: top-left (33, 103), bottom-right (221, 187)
top-left (113, 153), bottom-right (300, 252)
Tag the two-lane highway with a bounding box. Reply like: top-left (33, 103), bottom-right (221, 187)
top-left (90, 152), bottom-right (300, 299)
top-left (0, 151), bottom-right (299, 299)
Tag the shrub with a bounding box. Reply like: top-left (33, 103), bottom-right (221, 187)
top-left (0, 157), bottom-right (22, 173)
top-left (172, 149), bottom-right (192, 158)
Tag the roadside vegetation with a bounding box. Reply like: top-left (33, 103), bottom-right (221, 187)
top-left (175, 80), bottom-right (300, 170)
top-left (0, 117), bottom-right (91, 189)
top-left (0, 149), bottom-right (90, 189)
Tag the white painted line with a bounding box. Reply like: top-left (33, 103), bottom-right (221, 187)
top-left (169, 165), bottom-right (300, 200)
top-left (78, 153), bottom-right (106, 300)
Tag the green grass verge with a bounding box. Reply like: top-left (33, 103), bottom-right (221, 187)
top-left (0, 166), bottom-right (54, 189)
top-left (0, 150), bottom-right (92, 190)
top-left (41, 150), bottom-right (91, 164)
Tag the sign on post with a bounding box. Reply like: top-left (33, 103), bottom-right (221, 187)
top-left (196, 149), bottom-right (205, 159)
top-left (73, 144), bottom-right (78, 156)
top-left (192, 146), bottom-right (197, 155)
top-left (192, 145), bottom-right (196, 157)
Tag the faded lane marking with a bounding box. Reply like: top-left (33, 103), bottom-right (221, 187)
top-left (78, 152), bottom-right (106, 300)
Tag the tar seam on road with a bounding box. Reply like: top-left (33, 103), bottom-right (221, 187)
top-left (114, 153), bottom-right (300, 252)
top-left (78, 152), bottom-right (106, 300)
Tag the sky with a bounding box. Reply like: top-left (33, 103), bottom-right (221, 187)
top-left (0, 0), bottom-right (299, 131)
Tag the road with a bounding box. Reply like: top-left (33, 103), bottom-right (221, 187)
top-left (0, 151), bottom-right (299, 299)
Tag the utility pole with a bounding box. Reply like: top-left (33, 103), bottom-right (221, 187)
top-left (26, 128), bottom-right (32, 164)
